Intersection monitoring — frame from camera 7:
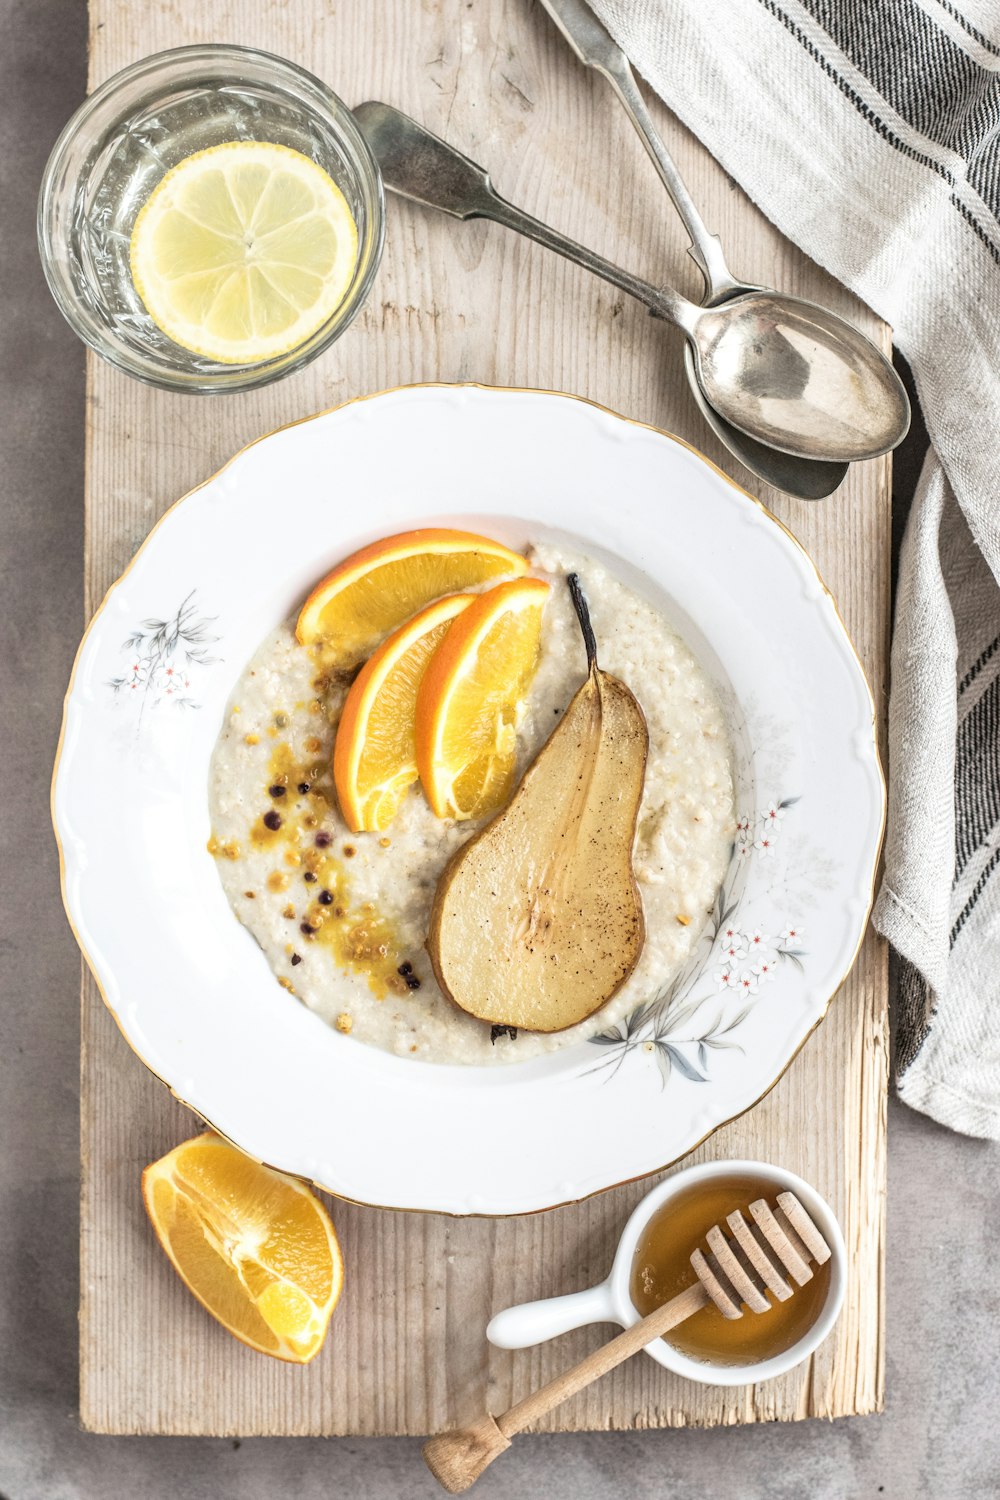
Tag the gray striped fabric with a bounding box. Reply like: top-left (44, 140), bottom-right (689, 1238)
top-left (591, 0), bottom-right (1000, 1137)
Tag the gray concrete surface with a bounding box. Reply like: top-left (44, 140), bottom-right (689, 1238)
top-left (2, 3), bottom-right (998, 1497)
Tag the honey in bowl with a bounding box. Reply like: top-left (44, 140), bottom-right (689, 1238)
top-left (630, 1171), bottom-right (832, 1366)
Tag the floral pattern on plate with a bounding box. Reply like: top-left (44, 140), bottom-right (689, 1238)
top-left (108, 591), bottom-right (221, 720)
top-left (590, 797), bottom-right (807, 1087)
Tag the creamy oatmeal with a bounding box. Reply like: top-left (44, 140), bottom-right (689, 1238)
top-left (208, 545), bottom-right (735, 1064)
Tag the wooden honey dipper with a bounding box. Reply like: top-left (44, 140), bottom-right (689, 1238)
top-left (423, 1190), bottom-right (832, 1493)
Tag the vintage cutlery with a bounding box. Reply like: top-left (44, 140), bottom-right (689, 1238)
top-left (422, 1189), bottom-right (833, 1492)
top-left (354, 101), bottom-right (909, 467)
top-left (537, 0), bottom-right (851, 498)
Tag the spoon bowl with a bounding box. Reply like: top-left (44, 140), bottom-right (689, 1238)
top-left (684, 290), bottom-right (909, 462)
top-left (682, 345), bottom-right (849, 497)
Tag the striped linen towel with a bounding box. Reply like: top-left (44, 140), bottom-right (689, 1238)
top-left (589, 0), bottom-right (1000, 1137)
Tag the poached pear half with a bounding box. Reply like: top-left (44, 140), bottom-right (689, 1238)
top-left (426, 574), bottom-right (649, 1033)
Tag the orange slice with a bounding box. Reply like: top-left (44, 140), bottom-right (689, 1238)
top-left (334, 592), bottom-right (474, 832)
top-left (415, 577), bottom-right (550, 821)
top-left (295, 529), bottom-right (527, 667)
top-left (142, 1132), bottom-right (343, 1364)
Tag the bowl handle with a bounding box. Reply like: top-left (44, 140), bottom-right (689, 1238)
top-left (487, 1281), bottom-right (618, 1349)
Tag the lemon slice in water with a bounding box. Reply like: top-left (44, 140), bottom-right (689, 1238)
top-left (130, 140), bottom-right (359, 365)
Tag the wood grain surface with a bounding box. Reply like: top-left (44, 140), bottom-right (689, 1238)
top-left (80, 0), bottom-right (889, 1436)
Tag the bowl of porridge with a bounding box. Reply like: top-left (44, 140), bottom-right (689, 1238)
top-left (209, 538), bottom-right (735, 1064)
top-left (52, 384), bottom-right (884, 1214)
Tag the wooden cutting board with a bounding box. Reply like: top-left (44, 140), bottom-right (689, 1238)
top-left (80, 0), bottom-right (889, 1435)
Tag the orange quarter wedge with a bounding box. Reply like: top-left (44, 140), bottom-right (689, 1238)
top-left (416, 576), bottom-right (550, 821)
top-left (142, 1132), bottom-right (343, 1364)
top-left (334, 592), bottom-right (474, 832)
top-left (296, 528), bottom-right (528, 667)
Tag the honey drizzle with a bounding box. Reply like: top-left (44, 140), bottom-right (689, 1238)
top-left (209, 733), bottom-right (409, 999)
top-left (629, 1172), bottom-right (831, 1365)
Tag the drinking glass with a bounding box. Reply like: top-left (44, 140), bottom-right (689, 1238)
top-left (38, 44), bottom-right (385, 393)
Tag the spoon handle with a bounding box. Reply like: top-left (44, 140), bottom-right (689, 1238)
top-left (483, 194), bottom-right (691, 329)
top-left (352, 101), bottom-right (698, 334)
top-left (538, 0), bottom-right (744, 301)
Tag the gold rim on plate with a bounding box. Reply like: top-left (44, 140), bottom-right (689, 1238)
top-left (52, 381), bottom-right (886, 1217)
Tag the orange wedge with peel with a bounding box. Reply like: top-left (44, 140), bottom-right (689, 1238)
top-left (416, 576), bottom-right (550, 821)
top-left (334, 592), bottom-right (474, 832)
top-left (295, 528), bottom-right (527, 667)
top-left (142, 1132), bottom-right (343, 1364)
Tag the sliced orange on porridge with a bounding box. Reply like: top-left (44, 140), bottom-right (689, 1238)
top-left (334, 592), bottom-right (474, 832)
top-left (142, 1132), bottom-right (343, 1364)
top-left (295, 529), bottom-right (527, 666)
top-left (416, 576), bottom-right (550, 820)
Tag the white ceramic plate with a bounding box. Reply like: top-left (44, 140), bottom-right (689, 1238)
top-left (54, 385), bottom-right (883, 1215)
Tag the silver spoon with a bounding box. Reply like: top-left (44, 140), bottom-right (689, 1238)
top-left (538, 0), bottom-right (849, 499)
top-left (354, 102), bottom-right (909, 468)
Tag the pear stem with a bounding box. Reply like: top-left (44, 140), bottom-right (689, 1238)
top-left (567, 573), bottom-right (598, 674)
